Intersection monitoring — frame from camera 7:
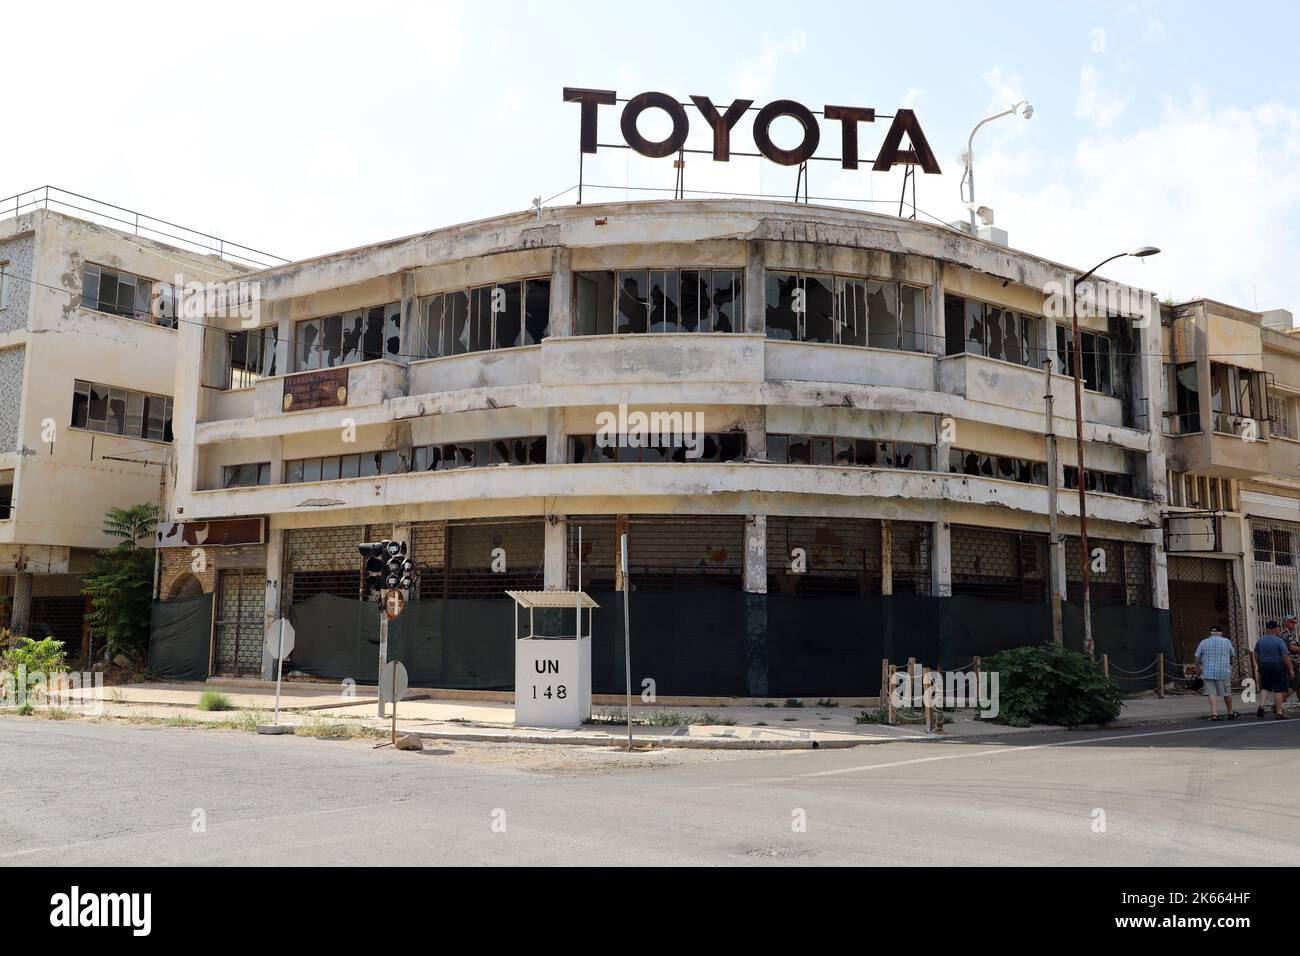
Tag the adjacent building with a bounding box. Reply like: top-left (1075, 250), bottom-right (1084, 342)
top-left (0, 191), bottom-right (265, 652)
top-left (1161, 299), bottom-right (1300, 673)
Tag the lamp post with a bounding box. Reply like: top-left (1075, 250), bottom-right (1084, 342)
top-left (960, 101), bottom-right (1032, 233)
top-left (1069, 246), bottom-right (1161, 657)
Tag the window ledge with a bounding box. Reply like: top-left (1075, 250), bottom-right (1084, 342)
top-left (68, 425), bottom-right (171, 445)
top-left (76, 305), bottom-right (176, 331)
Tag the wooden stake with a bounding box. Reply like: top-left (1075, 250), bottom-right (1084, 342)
top-left (922, 664), bottom-right (933, 733)
top-left (1102, 653), bottom-right (1110, 678)
top-left (973, 656), bottom-right (982, 708)
top-left (887, 664), bottom-right (898, 725)
top-left (1157, 653), bottom-right (1165, 698)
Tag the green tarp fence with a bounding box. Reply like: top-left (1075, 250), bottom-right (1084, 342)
top-left (276, 590), bottom-right (1172, 697)
top-left (146, 594), bottom-right (213, 681)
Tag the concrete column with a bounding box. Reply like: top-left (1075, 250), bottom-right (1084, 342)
top-left (744, 515), bottom-right (768, 698)
top-left (544, 517), bottom-right (567, 591)
top-left (275, 299), bottom-right (294, 374)
top-left (11, 571), bottom-right (32, 636)
top-left (927, 264), bottom-right (946, 358)
top-left (546, 407), bottom-right (566, 467)
top-left (267, 435), bottom-right (284, 487)
top-left (1053, 539), bottom-right (1068, 602)
top-left (881, 520), bottom-right (894, 595)
top-left (171, 309), bottom-right (207, 516)
top-left (548, 247), bottom-right (574, 338)
top-left (260, 529), bottom-right (284, 680)
top-left (744, 240), bottom-right (765, 335)
top-left (1147, 527), bottom-right (1169, 610)
top-left (743, 407), bottom-right (766, 461)
top-left (399, 270), bottom-right (417, 359)
top-left (744, 515), bottom-right (767, 593)
top-left (931, 521), bottom-right (952, 598)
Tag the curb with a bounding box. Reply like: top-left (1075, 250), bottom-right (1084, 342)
top-left (403, 728), bottom-right (884, 750)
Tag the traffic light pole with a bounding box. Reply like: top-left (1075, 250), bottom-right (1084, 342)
top-left (357, 539), bottom-right (412, 720)
top-left (377, 598), bottom-right (388, 718)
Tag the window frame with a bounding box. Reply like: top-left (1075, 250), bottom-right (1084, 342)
top-left (81, 262), bottom-right (167, 325)
top-left (70, 378), bottom-right (173, 442)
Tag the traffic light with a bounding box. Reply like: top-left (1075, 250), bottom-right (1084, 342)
top-left (358, 540), bottom-right (413, 596)
top-left (384, 540), bottom-right (414, 591)
top-left (358, 541), bottom-right (390, 596)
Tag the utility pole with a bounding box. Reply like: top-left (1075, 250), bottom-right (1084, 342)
top-left (1068, 280), bottom-right (1095, 659)
top-left (1044, 358), bottom-right (1063, 646)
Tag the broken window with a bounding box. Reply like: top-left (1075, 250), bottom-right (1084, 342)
top-left (765, 433), bottom-right (934, 470)
top-left (227, 326), bottom-right (278, 389)
top-left (766, 272), bottom-right (802, 340)
top-left (71, 379), bottom-right (171, 441)
top-left (949, 447), bottom-right (1050, 486)
top-left (223, 463), bottom-right (271, 488)
top-left (81, 263), bottom-right (155, 322)
top-left (803, 274), bottom-right (836, 344)
top-left (0, 470), bottom-right (11, 519)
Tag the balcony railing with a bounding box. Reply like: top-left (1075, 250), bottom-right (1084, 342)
top-left (0, 186), bottom-right (288, 270)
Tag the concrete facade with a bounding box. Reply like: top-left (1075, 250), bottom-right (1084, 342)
top-left (0, 207), bottom-right (245, 646)
top-left (159, 199), bottom-right (1170, 682)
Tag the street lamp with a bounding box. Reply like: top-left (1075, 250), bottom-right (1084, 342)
top-left (1069, 246), bottom-right (1161, 658)
top-left (960, 101), bottom-right (1032, 233)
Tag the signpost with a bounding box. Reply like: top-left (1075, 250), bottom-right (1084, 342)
top-left (256, 617), bottom-right (295, 735)
top-left (375, 659), bottom-right (409, 748)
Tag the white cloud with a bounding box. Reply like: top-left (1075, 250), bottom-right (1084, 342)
top-left (1076, 62), bottom-right (1129, 127)
top-left (731, 29), bottom-right (808, 99)
top-left (978, 92), bottom-right (1300, 311)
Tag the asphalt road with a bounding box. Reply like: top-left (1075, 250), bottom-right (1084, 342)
top-left (2, 716), bottom-right (1297, 866)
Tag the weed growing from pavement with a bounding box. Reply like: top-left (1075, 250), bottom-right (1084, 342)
top-left (588, 708), bottom-right (737, 727)
top-left (197, 692), bottom-right (234, 712)
top-left (293, 719), bottom-right (384, 740)
top-left (783, 698), bottom-right (803, 708)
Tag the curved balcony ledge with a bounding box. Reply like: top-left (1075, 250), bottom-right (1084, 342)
top-left (179, 462), bottom-right (1156, 527)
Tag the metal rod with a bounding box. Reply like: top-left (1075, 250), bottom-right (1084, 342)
top-left (1069, 280), bottom-right (1094, 658)
top-left (273, 618), bottom-right (284, 725)
top-left (1044, 358), bottom-right (1063, 645)
top-left (621, 532), bottom-right (632, 751)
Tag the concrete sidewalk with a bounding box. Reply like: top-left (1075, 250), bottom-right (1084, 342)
top-left (49, 680), bottom-right (1246, 749)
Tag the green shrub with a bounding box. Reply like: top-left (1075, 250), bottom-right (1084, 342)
top-left (783, 698), bottom-right (803, 708)
top-left (197, 691), bottom-right (234, 712)
top-left (1, 636), bottom-right (68, 676)
top-left (983, 644), bottom-right (1124, 727)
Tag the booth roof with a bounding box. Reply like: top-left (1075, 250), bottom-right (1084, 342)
top-left (505, 590), bottom-right (600, 609)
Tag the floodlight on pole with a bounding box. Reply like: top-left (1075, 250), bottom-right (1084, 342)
top-left (1067, 245), bottom-right (1161, 658)
top-left (960, 100), bottom-right (1033, 233)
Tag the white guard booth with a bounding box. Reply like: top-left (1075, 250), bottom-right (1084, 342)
top-left (508, 590), bottom-right (598, 729)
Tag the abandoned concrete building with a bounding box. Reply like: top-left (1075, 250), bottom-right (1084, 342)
top-left (0, 190), bottom-right (266, 654)
top-left (149, 198), bottom-right (1194, 696)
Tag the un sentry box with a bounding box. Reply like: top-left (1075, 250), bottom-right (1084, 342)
top-left (508, 590), bottom-right (598, 730)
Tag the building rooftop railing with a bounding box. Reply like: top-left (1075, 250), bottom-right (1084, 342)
top-left (0, 185), bottom-right (289, 270)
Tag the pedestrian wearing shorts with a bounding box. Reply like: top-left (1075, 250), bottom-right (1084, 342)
top-left (1254, 621), bottom-right (1295, 720)
top-left (1195, 626), bottom-right (1237, 721)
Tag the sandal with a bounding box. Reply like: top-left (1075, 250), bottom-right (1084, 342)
top-left (1277, 713), bottom-right (1290, 720)
top-left (1227, 712), bottom-right (1241, 719)
top-left (1210, 714), bottom-right (1222, 721)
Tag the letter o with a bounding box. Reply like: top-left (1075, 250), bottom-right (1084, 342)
top-left (620, 91), bottom-right (690, 159)
top-left (753, 99), bottom-right (821, 166)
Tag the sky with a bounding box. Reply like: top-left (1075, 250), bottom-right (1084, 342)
top-left (5, 0), bottom-right (1299, 312)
